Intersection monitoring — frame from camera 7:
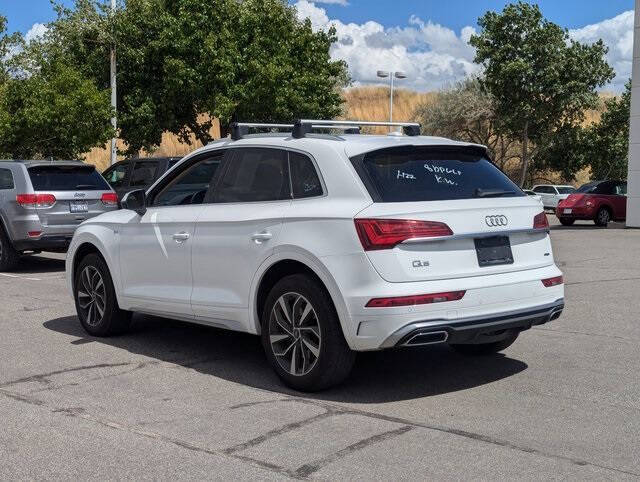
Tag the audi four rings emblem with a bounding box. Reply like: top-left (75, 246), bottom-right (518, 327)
top-left (485, 215), bottom-right (508, 227)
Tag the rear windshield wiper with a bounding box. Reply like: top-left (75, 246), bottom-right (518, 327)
top-left (75, 184), bottom-right (97, 189)
top-left (474, 188), bottom-right (515, 198)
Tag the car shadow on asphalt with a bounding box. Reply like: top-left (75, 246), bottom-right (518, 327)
top-left (5, 255), bottom-right (66, 274)
top-left (550, 221), bottom-right (626, 231)
top-left (43, 314), bottom-right (528, 404)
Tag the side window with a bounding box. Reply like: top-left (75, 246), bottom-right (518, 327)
top-left (216, 148), bottom-right (289, 203)
top-left (0, 168), bottom-right (14, 190)
top-left (103, 163), bottom-right (129, 188)
top-left (152, 153), bottom-right (223, 207)
top-left (289, 152), bottom-right (323, 198)
top-left (616, 183), bottom-right (627, 196)
top-left (533, 186), bottom-right (546, 193)
top-left (551, 186), bottom-right (559, 194)
top-left (594, 182), bottom-right (615, 195)
top-left (130, 161), bottom-right (159, 187)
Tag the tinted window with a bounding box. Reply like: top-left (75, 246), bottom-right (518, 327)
top-left (168, 158), bottom-right (181, 168)
top-left (577, 182), bottom-right (599, 193)
top-left (351, 147), bottom-right (523, 202)
top-left (216, 148), bottom-right (289, 203)
top-left (130, 161), bottom-right (158, 187)
top-left (0, 168), bottom-right (14, 190)
top-left (534, 186), bottom-right (552, 194)
top-left (594, 182), bottom-right (615, 195)
top-left (103, 163), bottom-right (129, 188)
top-left (556, 187), bottom-right (575, 194)
top-left (28, 165), bottom-right (110, 191)
top-left (153, 154), bottom-right (222, 206)
top-left (290, 152), bottom-right (322, 198)
top-left (616, 183), bottom-right (627, 195)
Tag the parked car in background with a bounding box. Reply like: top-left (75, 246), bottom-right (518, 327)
top-left (66, 120), bottom-right (564, 391)
top-left (531, 184), bottom-right (576, 210)
top-left (556, 180), bottom-right (627, 227)
top-left (523, 189), bottom-right (542, 203)
top-left (0, 160), bottom-right (118, 270)
top-left (102, 157), bottom-right (182, 200)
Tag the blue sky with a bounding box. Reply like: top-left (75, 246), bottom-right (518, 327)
top-left (1, 0), bottom-right (636, 92)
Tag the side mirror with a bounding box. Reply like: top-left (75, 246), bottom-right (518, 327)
top-left (121, 189), bottom-right (147, 216)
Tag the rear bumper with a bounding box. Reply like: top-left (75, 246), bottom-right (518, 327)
top-left (379, 299), bottom-right (564, 348)
top-left (555, 205), bottom-right (596, 219)
top-left (13, 234), bottom-right (73, 252)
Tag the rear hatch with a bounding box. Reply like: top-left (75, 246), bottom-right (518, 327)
top-left (26, 164), bottom-right (116, 227)
top-left (351, 145), bottom-right (552, 283)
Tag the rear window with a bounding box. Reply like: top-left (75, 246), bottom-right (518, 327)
top-left (557, 187), bottom-right (575, 194)
top-left (351, 146), bottom-right (524, 202)
top-left (28, 165), bottom-right (110, 191)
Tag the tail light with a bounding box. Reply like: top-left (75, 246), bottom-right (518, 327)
top-left (533, 212), bottom-right (549, 229)
top-left (541, 275), bottom-right (563, 287)
top-left (354, 218), bottom-right (453, 251)
top-left (16, 193), bottom-right (56, 208)
top-left (366, 290), bottom-right (466, 308)
top-left (101, 192), bottom-right (118, 207)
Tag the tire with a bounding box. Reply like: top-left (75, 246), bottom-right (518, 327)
top-left (0, 224), bottom-right (20, 271)
top-left (261, 274), bottom-right (356, 391)
top-left (558, 217), bottom-right (575, 226)
top-left (594, 207), bottom-right (611, 227)
top-left (450, 333), bottom-right (519, 356)
top-left (74, 253), bottom-right (131, 337)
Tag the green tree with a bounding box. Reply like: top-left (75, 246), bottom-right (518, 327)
top-left (470, 2), bottom-right (614, 186)
top-left (584, 81), bottom-right (631, 180)
top-left (49, 0), bottom-right (349, 155)
top-left (415, 77), bottom-right (520, 172)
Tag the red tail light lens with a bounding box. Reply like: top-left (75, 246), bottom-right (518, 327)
top-left (355, 218), bottom-right (453, 251)
top-left (533, 212), bottom-right (549, 229)
top-left (16, 194), bottom-right (56, 208)
top-left (541, 276), bottom-right (563, 287)
top-left (101, 192), bottom-right (118, 206)
top-left (366, 290), bottom-right (466, 308)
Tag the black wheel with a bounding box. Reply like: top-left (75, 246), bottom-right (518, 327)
top-left (558, 217), bottom-right (575, 226)
top-left (594, 207), bottom-right (611, 227)
top-left (450, 333), bottom-right (519, 356)
top-left (74, 253), bottom-right (131, 336)
top-left (0, 225), bottom-right (20, 271)
top-left (261, 274), bottom-right (355, 391)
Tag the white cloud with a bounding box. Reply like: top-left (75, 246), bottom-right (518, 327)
top-left (293, 1), bottom-right (480, 92)
top-left (570, 10), bottom-right (634, 92)
top-left (313, 0), bottom-right (349, 5)
top-left (24, 23), bottom-right (48, 43)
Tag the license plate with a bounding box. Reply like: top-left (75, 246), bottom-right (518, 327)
top-left (563, 208), bottom-right (572, 214)
top-left (474, 236), bottom-right (514, 267)
top-left (70, 201), bottom-right (88, 213)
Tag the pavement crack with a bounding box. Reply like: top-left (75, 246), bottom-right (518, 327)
top-left (0, 362), bottom-right (132, 388)
top-left (566, 276), bottom-right (640, 287)
top-left (294, 425), bottom-right (413, 478)
top-left (0, 388), bottom-right (44, 406)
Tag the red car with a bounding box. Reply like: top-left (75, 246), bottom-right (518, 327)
top-left (556, 180), bottom-right (627, 227)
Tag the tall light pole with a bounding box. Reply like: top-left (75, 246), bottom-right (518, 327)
top-left (110, 0), bottom-right (117, 165)
top-left (377, 70), bottom-right (407, 131)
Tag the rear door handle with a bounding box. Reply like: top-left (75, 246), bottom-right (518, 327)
top-left (172, 232), bottom-right (190, 243)
top-left (251, 231), bottom-right (272, 244)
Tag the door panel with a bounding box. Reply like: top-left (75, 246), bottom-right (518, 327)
top-left (119, 205), bottom-right (203, 316)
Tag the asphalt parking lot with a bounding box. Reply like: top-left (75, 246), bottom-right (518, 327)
top-left (1, 217), bottom-right (639, 480)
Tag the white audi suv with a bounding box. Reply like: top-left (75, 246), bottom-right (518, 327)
top-left (66, 120), bottom-right (564, 391)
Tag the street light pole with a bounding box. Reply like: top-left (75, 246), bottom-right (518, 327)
top-left (110, 0), bottom-right (117, 166)
top-left (376, 70), bottom-right (407, 132)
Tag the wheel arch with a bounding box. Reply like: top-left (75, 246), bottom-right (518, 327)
top-left (249, 249), bottom-right (351, 341)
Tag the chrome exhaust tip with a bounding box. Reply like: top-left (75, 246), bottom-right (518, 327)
top-left (403, 330), bottom-right (449, 346)
top-left (548, 309), bottom-right (563, 322)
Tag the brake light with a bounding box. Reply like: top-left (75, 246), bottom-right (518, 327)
top-left (366, 290), bottom-right (466, 308)
top-left (101, 192), bottom-right (118, 206)
top-left (354, 218), bottom-right (453, 251)
top-left (16, 193), bottom-right (56, 208)
top-left (27, 231), bottom-right (42, 238)
top-left (541, 276), bottom-right (563, 287)
top-left (533, 212), bottom-right (549, 229)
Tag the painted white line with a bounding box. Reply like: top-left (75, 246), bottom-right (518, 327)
top-left (0, 273), bottom-right (42, 281)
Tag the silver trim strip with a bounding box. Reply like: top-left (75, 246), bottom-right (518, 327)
top-left (401, 227), bottom-right (549, 244)
top-left (379, 299), bottom-right (564, 349)
top-left (300, 119), bottom-right (420, 128)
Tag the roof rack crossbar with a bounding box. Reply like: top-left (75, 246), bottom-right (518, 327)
top-left (295, 119), bottom-right (420, 137)
top-left (231, 122), bottom-right (294, 140)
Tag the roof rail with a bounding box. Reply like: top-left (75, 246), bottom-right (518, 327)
top-left (293, 119), bottom-right (420, 138)
top-left (229, 120), bottom-right (420, 140)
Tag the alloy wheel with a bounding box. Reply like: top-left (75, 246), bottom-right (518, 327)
top-left (77, 266), bottom-right (106, 326)
top-left (269, 292), bottom-right (321, 376)
top-left (598, 209), bottom-right (610, 225)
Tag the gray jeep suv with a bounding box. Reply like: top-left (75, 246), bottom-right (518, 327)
top-left (0, 160), bottom-right (118, 271)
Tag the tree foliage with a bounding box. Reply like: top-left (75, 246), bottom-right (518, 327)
top-left (49, 0), bottom-right (349, 155)
top-left (470, 1), bottom-right (614, 186)
top-left (415, 78), bottom-right (520, 171)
